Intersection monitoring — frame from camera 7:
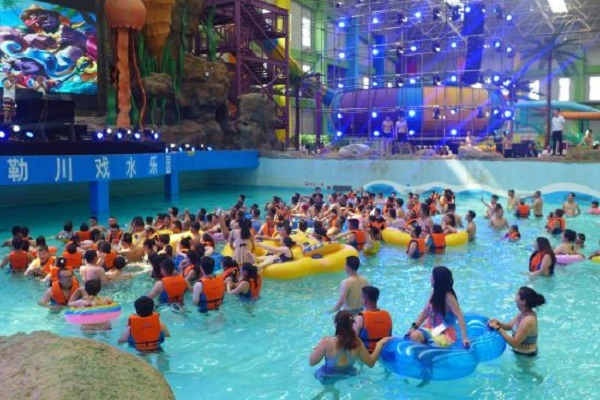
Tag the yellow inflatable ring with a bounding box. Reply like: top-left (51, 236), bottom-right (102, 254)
top-left (303, 242), bottom-right (343, 257)
top-left (382, 228), bottom-right (411, 246)
top-left (363, 240), bottom-right (381, 256)
top-left (445, 231), bottom-right (469, 247)
top-left (221, 240), bottom-right (282, 257)
top-left (261, 245), bottom-right (359, 280)
top-left (591, 256), bottom-right (600, 263)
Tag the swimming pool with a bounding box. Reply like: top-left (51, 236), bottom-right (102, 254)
top-left (1, 186), bottom-right (599, 399)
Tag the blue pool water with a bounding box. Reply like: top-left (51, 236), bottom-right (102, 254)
top-left (1, 186), bottom-right (599, 399)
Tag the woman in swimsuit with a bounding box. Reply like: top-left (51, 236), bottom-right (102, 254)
top-left (256, 237), bottom-right (296, 270)
top-left (488, 287), bottom-right (545, 356)
top-left (310, 311), bottom-right (391, 384)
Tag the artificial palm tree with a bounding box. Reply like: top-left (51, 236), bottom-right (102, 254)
top-left (518, 28), bottom-right (583, 146)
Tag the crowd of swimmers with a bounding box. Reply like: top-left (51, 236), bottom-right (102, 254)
top-left (1, 186), bottom-right (599, 383)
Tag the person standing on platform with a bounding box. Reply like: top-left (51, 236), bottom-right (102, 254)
top-left (3, 72), bottom-right (17, 123)
top-left (551, 109), bottom-right (565, 156)
top-left (382, 116), bottom-right (394, 155)
top-left (394, 115), bottom-right (409, 154)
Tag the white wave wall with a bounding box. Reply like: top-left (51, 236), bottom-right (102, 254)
top-left (211, 158), bottom-right (600, 198)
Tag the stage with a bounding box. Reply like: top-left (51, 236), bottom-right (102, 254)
top-left (0, 140), bottom-right (167, 156)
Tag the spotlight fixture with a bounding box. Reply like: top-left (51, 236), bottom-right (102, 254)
top-left (433, 7), bottom-right (442, 20)
top-left (395, 76), bottom-right (404, 87)
top-left (450, 129), bottom-right (458, 136)
top-left (94, 131), bottom-right (104, 141)
top-left (408, 109), bottom-right (417, 118)
top-left (337, 20), bottom-right (346, 28)
top-left (433, 107), bottom-right (441, 119)
top-left (337, 80), bottom-right (344, 88)
top-left (493, 5), bottom-right (503, 19)
top-left (414, 11), bottom-right (422, 19)
top-left (337, 112), bottom-right (343, 119)
top-left (465, 5), bottom-right (471, 13)
top-left (432, 42), bottom-right (441, 53)
top-left (409, 130), bottom-right (415, 135)
top-left (493, 39), bottom-right (503, 51)
top-left (372, 15), bottom-right (379, 24)
top-left (372, 47), bottom-right (379, 56)
top-left (450, 41), bottom-right (458, 49)
top-left (371, 111), bottom-right (378, 118)
top-left (502, 76), bottom-right (513, 87)
top-left (24, 131), bottom-right (35, 140)
top-left (410, 44), bottom-right (417, 52)
top-left (492, 73), bottom-right (501, 84)
top-left (338, 51), bottom-right (346, 59)
top-left (449, 75), bottom-right (458, 83)
top-left (397, 13), bottom-right (408, 24)
top-left (372, 80), bottom-right (378, 87)
top-left (373, 130), bottom-right (381, 137)
top-left (450, 107), bottom-right (458, 115)
top-left (492, 107), bottom-right (501, 116)
top-left (133, 131), bottom-right (142, 140)
top-left (505, 12), bottom-right (513, 23)
top-left (336, 131), bottom-right (343, 137)
top-left (106, 127), bottom-right (113, 135)
top-left (433, 75), bottom-right (442, 86)
top-left (503, 108), bottom-right (514, 119)
top-left (11, 124), bottom-right (21, 133)
top-left (0, 130), bottom-right (6, 140)
top-left (409, 77), bottom-right (417, 84)
top-left (396, 43), bottom-right (405, 55)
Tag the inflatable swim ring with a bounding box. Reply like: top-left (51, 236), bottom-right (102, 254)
top-left (382, 228), bottom-right (411, 246)
top-left (380, 314), bottom-right (505, 380)
top-left (556, 254), bottom-right (585, 265)
top-left (363, 240), bottom-right (381, 256)
top-left (591, 256), bottom-right (600, 263)
top-left (261, 245), bottom-right (359, 280)
top-left (382, 228), bottom-right (468, 247)
top-left (303, 242), bottom-right (343, 257)
top-left (64, 303), bottom-right (122, 325)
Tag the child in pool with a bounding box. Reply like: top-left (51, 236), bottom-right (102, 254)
top-left (575, 233), bottom-right (586, 250)
top-left (118, 296), bottom-right (170, 351)
top-left (68, 279), bottom-right (114, 331)
top-left (588, 201), bottom-right (600, 214)
top-left (106, 256), bottom-right (133, 281)
top-left (554, 229), bottom-right (581, 256)
top-left (504, 225), bottom-right (521, 241)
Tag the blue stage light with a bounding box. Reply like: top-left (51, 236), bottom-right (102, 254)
top-left (338, 20), bottom-right (346, 28)
top-left (408, 110), bottom-right (416, 118)
top-left (0, 131), bottom-right (6, 139)
top-left (414, 11), bottom-right (422, 19)
top-left (451, 129), bottom-right (458, 135)
top-left (373, 130), bottom-right (380, 137)
top-left (410, 44), bottom-right (417, 52)
top-left (336, 131), bottom-right (343, 137)
top-left (371, 111), bottom-right (378, 118)
top-left (338, 52), bottom-right (346, 59)
top-left (451, 41), bottom-right (458, 49)
top-left (372, 47), bottom-right (379, 56)
top-left (95, 131), bottom-right (104, 140)
top-left (409, 130), bottom-right (415, 135)
top-left (409, 77), bottom-right (416, 84)
top-left (337, 112), bottom-right (343, 119)
top-left (372, 16), bottom-right (379, 24)
top-left (133, 132), bottom-right (142, 140)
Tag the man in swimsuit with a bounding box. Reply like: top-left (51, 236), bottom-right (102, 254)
top-left (330, 256), bottom-right (369, 314)
top-left (562, 192), bottom-right (581, 217)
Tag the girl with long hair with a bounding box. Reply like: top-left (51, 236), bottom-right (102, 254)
top-left (310, 311), bottom-right (391, 383)
top-left (489, 287), bottom-right (545, 356)
top-left (529, 237), bottom-right (556, 276)
top-left (226, 262), bottom-right (261, 300)
top-left (408, 266), bottom-right (470, 348)
top-left (229, 218), bottom-right (256, 265)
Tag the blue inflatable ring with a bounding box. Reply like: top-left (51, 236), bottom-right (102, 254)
top-left (380, 314), bottom-right (506, 380)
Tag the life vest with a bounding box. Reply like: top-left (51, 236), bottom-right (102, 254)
top-left (128, 313), bottom-right (164, 351)
top-left (369, 220), bottom-right (386, 231)
top-left (62, 251), bottom-right (83, 269)
top-left (329, 215), bottom-right (339, 228)
top-left (529, 250), bottom-right (554, 273)
top-left (546, 217), bottom-right (565, 233)
top-left (107, 230), bottom-right (123, 245)
top-left (359, 310), bottom-right (393, 353)
top-left (405, 219), bottom-right (417, 229)
top-left (222, 266), bottom-right (240, 282)
top-left (40, 256), bottom-right (56, 275)
top-left (103, 251), bottom-right (117, 270)
top-left (197, 275), bottom-right (225, 313)
top-left (245, 277), bottom-right (262, 299)
top-left (260, 224), bottom-right (276, 237)
top-left (160, 275), bottom-right (188, 304)
top-left (183, 264), bottom-right (197, 279)
top-left (507, 232), bottom-right (521, 240)
top-left (407, 238), bottom-right (426, 258)
top-left (50, 278), bottom-right (80, 305)
top-left (8, 250), bottom-right (28, 271)
top-left (75, 230), bottom-right (92, 241)
top-left (516, 204), bottom-right (531, 218)
top-left (429, 234), bottom-right (446, 254)
top-left (350, 230), bottom-right (366, 251)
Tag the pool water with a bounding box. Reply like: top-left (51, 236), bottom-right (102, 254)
top-left (1, 186), bottom-right (599, 400)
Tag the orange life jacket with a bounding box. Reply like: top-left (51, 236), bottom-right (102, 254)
top-left (359, 310), bottom-right (393, 353)
top-left (350, 230), bottom-right (366, 251)
top-left (529, 250), bottom-right (552, 272)
top-left (507, 231), bottom-right (521, 240)
top-left (429, 234), bottom-right (446, 254)
top-left (516, 204), bottom-right (531, 218)
top-left (8, 250), bottom-right (29, 271)
top-left (103, 251), bottom-right (117, 270)
top-left (260, 223), bottom-right (276, 237)
top-left (40, 256), bottom-right (56, 275)
top-left (183, 264), bottom-right (196, 279)
top-left (547, 217), bottom-right (565, 233)
top-left (407, 238), bottom-right (426, 258)
top-left (107, 230), bottom-right (123, 245)
top-left (128, 313), bottom-right (164, 351)
top-left (248, 277), bottom-right (262, 299)
top-left (405, 219), bottom-right (417, 229)
top-left (222, 266), bottom-right (240, 282)
top-left (160, 275), bottom-right (188, 304)
top-left (75, 230), bottom-right (92, 241)
top-left (369, 220), bottom-right (386, 231)
top-left (197, 275), bottom-right (225, 312)
top-left (62, 251), bottom-right (83, 269)
top-left (51, 278), bottom-right (80, 305)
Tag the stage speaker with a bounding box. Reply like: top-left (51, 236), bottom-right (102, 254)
top-left (461, 2), bottom-right (485, 85)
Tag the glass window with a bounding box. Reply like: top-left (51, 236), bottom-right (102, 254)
top-left (558, 77), bottom-right (570, 101)
top-left (301, 17), bottom-right (311, 49)
top-left (529, 80), bottom-right (540, 100)
top-left (589, 76), bottom-right (600, 101)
